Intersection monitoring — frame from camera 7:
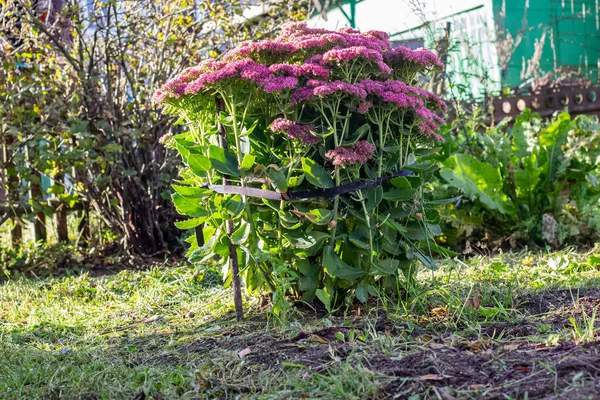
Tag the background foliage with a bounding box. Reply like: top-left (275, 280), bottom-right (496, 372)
top-left (434, 110), bottom-right (600, 249)
top-left (0, 0), bottom-right (308, 255)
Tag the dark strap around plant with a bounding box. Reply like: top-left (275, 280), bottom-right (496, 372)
top-left (206, 170), bottom-right (412, 201)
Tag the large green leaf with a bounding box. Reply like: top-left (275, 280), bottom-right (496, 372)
top-left (231, 223), bottom-right (251, 245)
top-left (268, 169), bottom-right (288, 191)
top-left (306, 208), bottom-right (332, 225)
top-left (239, 154), bottom-right (256, 170)
top-left (172, 194), bottom-right (208, 217)
top-left (301, 158), bottom-right (334, 188)
top-left (513, 154), bottom-right (541, 205)
top-left (188, 154), bottom-right (212, 176)
top-left (209, 145), bottom-right (240, 177)
top-left (440, 154), bottom-right (514, 215)
top-left (322, 247), bottom-right (365, 280)
top-left (539, 113), bottom-right (570, 184)
top-left (382, 187), bottom-right (415, 201)
top-left (172, 185), bottom-right (211, 198)
top-left (175, 216), bottom-right (207, 230)
top-left (285, 231), bottom-right (329, 251)
top-left (374, 259), bottom-right (400, 276)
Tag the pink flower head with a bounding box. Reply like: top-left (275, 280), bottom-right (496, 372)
top-left (357, 101), bottom-right (373, 114)
top-left (224, 40), bottom-right (296, 62)
top-left (153, 60), bottom-right (226, 104)
top-left (384, 46), bottom-right (444, 70)
top-left (269, 63), bottom-right (330, 79)
top-left (323, 46), bottom-right (391, 75)
top-left (183, 58), bottom-right (272, 95)
top-left (325, 140), bottom-right (375, 166)
top-left (270, 118), bottom-right (320, 145)
top-left (308, 80), bottom-right (367, 99)
top-left (264, 76), bottom-right (298, 93)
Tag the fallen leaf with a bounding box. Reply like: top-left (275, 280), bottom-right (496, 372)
top-left (503, 343), bottom-right (520, 352)
top-left (418, 374), bottom-right (453, 381)
top-left (464, 293), bottom-right (482, 310)
top-left (298, 394), bottom-right (310, 398)
top-left (204, 325), bottom-right (221, 332)
top-left (430, 306), bottom-right (447, 316)
top-left (309, 335), bottom-right (329, 344)
top-left (469, 384), bottom-right (487, 390)
top-left (468, 339), bottom-right (491, 353)
top-left (238, 348), bottom-right (252, 358)
top-left (433, 386), bottom-right (457, 400)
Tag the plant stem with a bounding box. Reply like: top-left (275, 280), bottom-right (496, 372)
top-left (359, 192), bottom-right (374, 270)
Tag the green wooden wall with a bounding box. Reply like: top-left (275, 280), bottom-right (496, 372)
top-left (494, 0), bottom-right (600, 88)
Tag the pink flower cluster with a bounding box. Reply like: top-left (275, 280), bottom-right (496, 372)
top-left (290, 80), bottom-right (367, 105)
top-left (325, 140), bottom-right (376, 166)
top-left (269, 63), bottom-right (330, 79)
top-left (323, 46), bottom-right (392, 75)
top-left (384, 46), bottom-right (444, 70)
top-left (277, 23), bottom-right (391, 53)
top-left (153, 23), bottom-right (446, 141)
top-left (270, 118), bottom-right (320, 145)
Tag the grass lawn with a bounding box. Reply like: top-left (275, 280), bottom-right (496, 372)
top-left (1, 247), bottom-right (600, 399)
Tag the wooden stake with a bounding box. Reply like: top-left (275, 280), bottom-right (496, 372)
top-left (216, 96), bottom-right (244, 322)
top-left (55, 173), bottom-right (69, 243)
top-left (30, 172), bottom-right (47, 244)
top-left (5, 135), bottom-right (22, 247)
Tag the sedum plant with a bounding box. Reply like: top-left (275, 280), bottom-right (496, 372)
top-left (154, 23), bottom-right (446, 316)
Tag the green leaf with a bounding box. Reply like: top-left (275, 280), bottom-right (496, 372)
top-left (346, 123), bottom-right (370, 145)
top-left (175, 216), bottom-right (207, 230)
top-left (355, 282), bottom-right (368, 303)
top-left (288, 175), bottom-right (305, 188)
top-left (364, 186), bottom-right (383, 211)
top-left (209, 145), bottom-right (240, 177)
top-left (425, 196), bottom-right (462, 206)
top-left (414, 250), bottom-right (437, 270)
top-left (231, 223), bottom-right (251, 245)
top-left (323, 247), bottom-right (365, 280)
top-left (268, 168), bottom-right (288, 191)
top-left (390, 176), bottom-right (411, 188)
top-left (349, 232), bottom-right (370, 250)
top-left (223, 196), bottom-right (244, 218)
top-left (440, 154), bottom-right (514, 215)
top-left (513, 154), bottom-right (541, 203)
top-left (382, 187), bottom-right (415, 201)
top-left (172, 185), bottom-right (211, 198)
top-left (239, 154), bottom-right (255, 170)
top-left (374, 259), bottom-right (400, 275)
top-left (306, 209), bottom-right (332, 225)
top-left (188, 154), bottom-right (212, 176)
top-left (172, 194), bottom-right (207, 217)
top-left (285, 231), bottom-right (329, 251)
top-left (316, 288), bottom-right (332, 313)
top-left (427, 242), bottom-right (459, 257)
top-left (404, 223), bottom-right (427, 241)
top-left (302, 158), bottom-right (334, 189)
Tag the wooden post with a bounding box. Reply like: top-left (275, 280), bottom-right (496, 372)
top-left (0, 142), bottom-right (6, 204)
top-left (70, 136), bottom-right (89, 247)
top-left (216, 96), bottom-right (244, 322)
top-left (55, 172), bottom-right (69, 243)
top-left (5, 135), bottom-right (22, 247)
top-left (77, 202), bottom-right (90, 247)
top-left (30, 172), bottom-right (47, 244)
